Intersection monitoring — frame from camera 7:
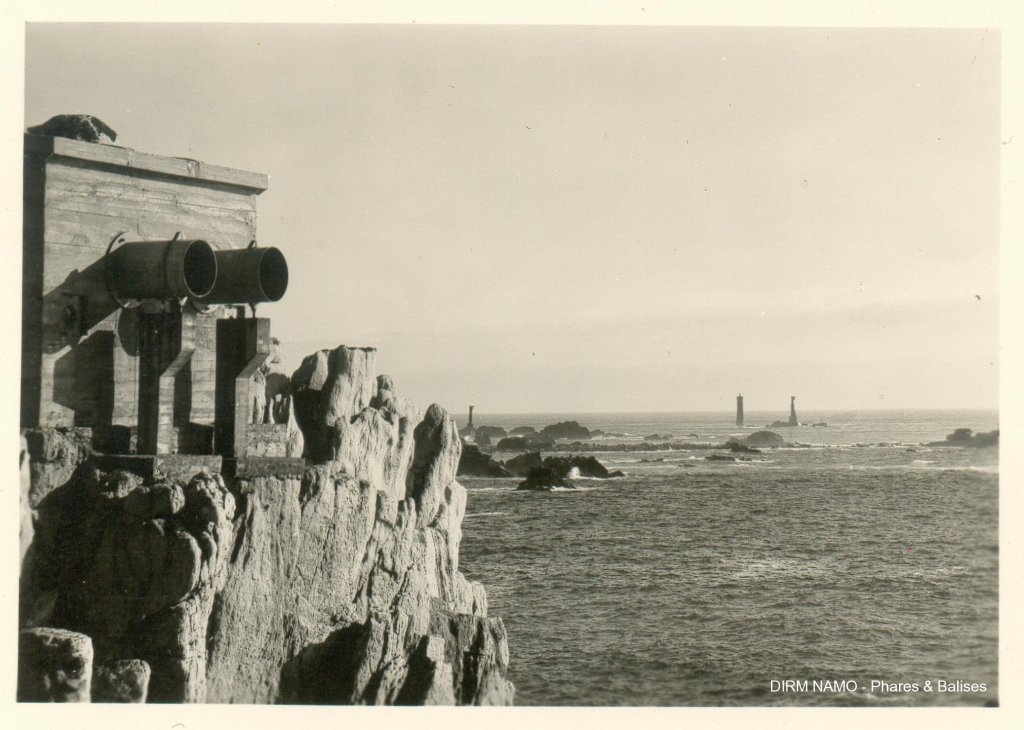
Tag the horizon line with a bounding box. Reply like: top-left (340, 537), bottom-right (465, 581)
top-left (452, 407), bottom-right (1001, 416)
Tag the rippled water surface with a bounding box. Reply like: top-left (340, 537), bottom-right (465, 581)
top-left (457, 410), bottom-right (998, 706)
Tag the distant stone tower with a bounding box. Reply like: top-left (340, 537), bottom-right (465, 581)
top-left (736, 394), bottom-right (744, 426)
top-left (789, 396), bottom-right (798, 427)
top-left (459, 405), bottom-right (475, 438)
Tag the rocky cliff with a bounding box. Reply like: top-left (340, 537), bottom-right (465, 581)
top-left (19, 346), bottom-right (514, 705)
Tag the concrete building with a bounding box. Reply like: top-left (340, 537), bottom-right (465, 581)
top-left (22, 128), bottom-right (294, 476)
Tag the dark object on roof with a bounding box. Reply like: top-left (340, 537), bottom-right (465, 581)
top-left (27, 114), bottom-right (118, 143)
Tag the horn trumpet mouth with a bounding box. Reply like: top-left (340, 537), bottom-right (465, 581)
top-left (107, 238), bottom-right (218, 301)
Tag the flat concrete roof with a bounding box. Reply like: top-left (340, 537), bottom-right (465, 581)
top-left (25, 134), bottom-right (269, 194)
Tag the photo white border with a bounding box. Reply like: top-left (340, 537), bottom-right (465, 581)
top-left (2, 2), bottom-right (1020, 729)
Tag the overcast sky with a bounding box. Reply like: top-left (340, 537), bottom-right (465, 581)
top-left (24, 24), bottom-right (999, 413)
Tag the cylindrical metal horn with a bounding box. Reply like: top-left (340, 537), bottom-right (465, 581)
top-left (200, 246), bottom-right (289, 304)
top-left (107, 239), bottom-right (218, 300)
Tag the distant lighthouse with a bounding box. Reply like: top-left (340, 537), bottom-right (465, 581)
top-left (789, 396), bottom-right (798, 427)
top-left (736, 394), bottom-right (744, 426)
top-left (459, 405), bottom-right (476, 438)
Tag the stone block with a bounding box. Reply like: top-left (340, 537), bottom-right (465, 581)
top-left (18, 627), bottom-right (93, 702)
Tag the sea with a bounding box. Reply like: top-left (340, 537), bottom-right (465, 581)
top-left (456, 409), bottom-right (999, 707)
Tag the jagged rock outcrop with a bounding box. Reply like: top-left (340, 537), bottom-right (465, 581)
top-left (291, 346), bottom-right (379, 463)
top-left (202, 357), bottom-right (511, 704)
top-left (257, 338), bottom-right (305, 457)
top-left (26, 467), bottom-right (235, 701)
top-left (517, 467), bottom-right (570, 491)
top-left (20, 345), bottom-right (514, 705)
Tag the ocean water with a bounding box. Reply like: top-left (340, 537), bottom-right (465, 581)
top-left (456, 410), bottom-right (999, 706)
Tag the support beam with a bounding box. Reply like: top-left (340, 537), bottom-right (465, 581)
top-left (138, 303), bottom-right (196, 455)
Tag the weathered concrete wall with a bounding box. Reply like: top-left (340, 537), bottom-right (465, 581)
top-left (22, 135), bottom-right (267, 432)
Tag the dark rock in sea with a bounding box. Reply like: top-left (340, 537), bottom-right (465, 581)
top-left (510, 426), bottom-right (537, 435)
top-left (680, 463), bottom-right (696, 468)
top-left (590, 429), bottom-right (605, 437)
top-left (705, 454), bottom-right (736, 462)
top-left (608, 470), bottom-right (626, 478)
top-left (640, 457), bottom-right (665, 463)
top-left (643, 433), bottom-right (672, 441)
top-left (725, 440), bottom-right (761, 454)
top-left (542, 455), bottom-right (612, 479)
top-left (502, 452), bottom-right (543, 477)
top-left (926, 428), bottom-right (999, 448)
top-left (812, 422), bottom-right (828, 427)
top-left (474, 426), bottom-right (508, 442)
top-left (767, 420), bottom-right (795, 428)
top-left (514, 454), bottom-right (620, 486)
top-left (457, 444), bottom-right (512, 478)
top-left (472, 432), bottom-right (492, 447)
top-left (970, 429), bottom-right (999, 447)
top-left (539, 421), bottom-right (592, 440)
top-left (745, 430), bottom-right (785, 448)
top-left (517, 467), bottom-right (570, 491)
top-left (495, 435), bottom-right (556, 451)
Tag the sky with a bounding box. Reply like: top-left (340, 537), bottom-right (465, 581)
top-left (23, 23), bottom-right (1001, 413)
